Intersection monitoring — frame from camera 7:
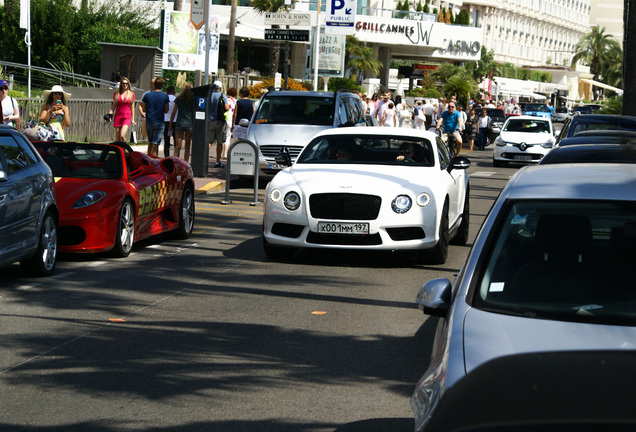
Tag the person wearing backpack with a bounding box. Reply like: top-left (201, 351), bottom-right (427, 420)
top-left (209, 80), bottom-right (230, 168)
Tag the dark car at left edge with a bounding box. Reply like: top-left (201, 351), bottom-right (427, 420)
top-left (0, 125), bottom-right (58, 276)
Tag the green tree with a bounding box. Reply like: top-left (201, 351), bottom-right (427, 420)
top-left (346, 36), bottom-right (382, 84)
top-left (251, 0), bottom-right (288, 76)
top-left (571, 26), bottom-right (621, 82)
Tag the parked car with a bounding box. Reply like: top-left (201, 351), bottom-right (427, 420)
top-left (493, 116), bottom-right (556, 166)
top-left (555, 130), bottom-right (636, 147)
top-left (522, 103), bottom-right (551, 118)
top-left (571, 105), bottom-right (594, 115)
top-left (425, 351), bottom-right (636, 432)
top-left (411, 163), bottom-right (636, 432)
top-left (552, 106), bottom-right (570, 122)
top-left (485, 108), bottom-right (506, 143)
top-left (244, 90), bottom-right (367, 179)
top-left (540, 143), bottom-right (636, 165)
top-left (0, 125), bottom-right (58, 276)
top-left (556, 113), bottom-right (636, 143)
top-left (33, 141), bottom-right (194, 257)
top-left (262, 128), bottom-right (471, 264)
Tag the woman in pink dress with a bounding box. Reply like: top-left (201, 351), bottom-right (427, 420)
top-left (107, 77), bottom-right (136, 142)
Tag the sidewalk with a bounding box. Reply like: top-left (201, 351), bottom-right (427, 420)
top-left (132, 143), bottom-right (235, 196)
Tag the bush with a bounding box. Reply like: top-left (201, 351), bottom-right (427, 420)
top-left (406, 87), bottom-right (441, 98)
top-left (248, 77), bottom-right (309, 98)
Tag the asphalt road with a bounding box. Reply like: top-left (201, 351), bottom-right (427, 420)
top-left (0, 147), bottom-right (513, 432)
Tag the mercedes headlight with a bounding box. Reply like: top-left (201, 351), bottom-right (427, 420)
top-left (72, 190), bottom-right (106, 209)
top-left (284, 191), bottom-right (301, 211)
top-left (392, 195), bottom-right (412, 214)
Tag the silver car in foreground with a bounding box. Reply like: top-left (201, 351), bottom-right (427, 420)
top-left (411, 163), bottom-right (636, 431)
top-left (0, 125), bottom-right (58, 276)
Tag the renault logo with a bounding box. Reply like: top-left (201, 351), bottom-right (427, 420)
top-left (520, 142), bottom-right (528, 151)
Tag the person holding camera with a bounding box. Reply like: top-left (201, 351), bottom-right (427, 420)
top-left (105, 77), bottom-right (136, 143)
top-left (40, 85), bottom-right (71, 140)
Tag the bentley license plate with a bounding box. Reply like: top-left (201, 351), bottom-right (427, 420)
top-left (317, 222), bottom-right (369, 235)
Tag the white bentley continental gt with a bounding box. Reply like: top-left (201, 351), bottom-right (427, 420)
top-left (262, 128), bottom-right (471, 264)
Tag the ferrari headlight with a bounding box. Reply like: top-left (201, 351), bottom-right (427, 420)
top-left (283, 191), bottom-right (301, 211)
top-left (392, 194), bottom-right (412, 214)
top-left (269, 188), bottom-right (282, 203)
top-left (416, 193), bottom-right (431, 207)
top-left (72, 190), bottom-right (106, 209)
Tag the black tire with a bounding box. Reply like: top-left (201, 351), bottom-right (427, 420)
top-left (21, 211), bottom-right (57, 276)
top-left (428, 202), bottom-right (449, 265)
top-left (172, 185), bottom-right (195, 239)
top-left (112, 199), bottom-right (135, 257)
top-left (263, 235), bottom-right (293, 260)
top-left (451, 187), bottom-right (470, 245)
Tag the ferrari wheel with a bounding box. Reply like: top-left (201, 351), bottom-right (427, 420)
top-left (173, 185), bottom-right (195, 239)
top-left (112, 199), bottom-right (135, 257)
top-left (21, 211), bottom-right (57, 276)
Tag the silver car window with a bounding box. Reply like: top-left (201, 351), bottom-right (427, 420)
top-left (473, 200), bottom-right (636, 324)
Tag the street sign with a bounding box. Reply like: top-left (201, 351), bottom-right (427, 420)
top-left (325, 0), bottom-right (356, 34)
top-left (191, 0), bottom-right (205, 29)
top-left (264, 29), bottom-right (310, 42)
top-left (263, 12), bottom-right (311, 26)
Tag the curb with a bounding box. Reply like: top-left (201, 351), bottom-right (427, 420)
top-left (195, 181), bottom-right (223, 195)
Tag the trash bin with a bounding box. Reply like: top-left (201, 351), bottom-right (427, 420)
top-left (191, 84), bottom-right (213, 177)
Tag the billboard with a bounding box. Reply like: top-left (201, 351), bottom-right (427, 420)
top-left (162, 11), bottom-right (220, 72)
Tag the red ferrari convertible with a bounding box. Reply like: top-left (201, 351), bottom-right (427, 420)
top-left (33, 141), bottom-right (195, 257)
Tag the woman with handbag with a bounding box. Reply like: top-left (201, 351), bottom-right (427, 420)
top-left (106, 77), bottom-right (136, 143)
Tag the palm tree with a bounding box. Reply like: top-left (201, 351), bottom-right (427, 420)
top-left (251, 0), bottom-right (288, 76)
top-left (601, 42), bottom-right (623, 88)
top-left (571, 26), bottom-right (617, 82)
top-left (346, 36), bottom-right (383, 84)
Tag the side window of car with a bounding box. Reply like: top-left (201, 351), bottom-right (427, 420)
top-left (0, 135), bottom-right (30, 174)
top-left (436, 137), bottom-right (451, 169)
top-left (337, 97), bottom-right (351, 126)
top-left (16, 136), bottom-right (39, 165)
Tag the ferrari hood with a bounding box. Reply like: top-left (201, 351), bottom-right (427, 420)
top-left (55, 178), bottom-right (125, 211)
top-left (286, 164), bottom-right (429, 193)
top-left (463, 307), bottom-right (636, 375)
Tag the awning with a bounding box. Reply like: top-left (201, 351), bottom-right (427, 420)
top-left (531, 93), bottom-right (546, 100)
top-left (580, 78), bottom-right (624, 95)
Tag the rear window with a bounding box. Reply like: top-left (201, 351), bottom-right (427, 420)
top-left (253, 95), bottom-right (335, 126)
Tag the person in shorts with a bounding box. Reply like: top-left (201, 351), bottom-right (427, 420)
top-left (139, 77), bottom-right (169, 157)
top-left (436, 101), bottom-right (463, 156)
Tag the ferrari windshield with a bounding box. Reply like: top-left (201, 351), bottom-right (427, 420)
top-left (503, 119), bottom-right (551, 133)
top-left (36, 143), bottom-right (122, 179)
top-left (472, 200), bottom-right (636, 325)
top-left (253, 95), bottom-right (335, 126)
top-left (296, 134), bottom-right (435, 167)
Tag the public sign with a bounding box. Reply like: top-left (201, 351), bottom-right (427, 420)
top-left (190, 0), bottom-right (206, 29)
top-left (263, 12), bottom-right (311, 26)
top-left (264, 29), bottom-right (310, 42)
top-left (325, 0), bottom-right (356, 34)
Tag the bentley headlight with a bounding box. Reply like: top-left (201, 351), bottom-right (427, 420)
top-left (72, 190), bottom-right (106, 209)
top-left (416, 193), bottom-right (431, 207)
top-left (284, 191), bottom-right (301, 211)
top-left (269, 188), bottom-right (282, 203)
top-left (392, 194), bottom-right (412, 214)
